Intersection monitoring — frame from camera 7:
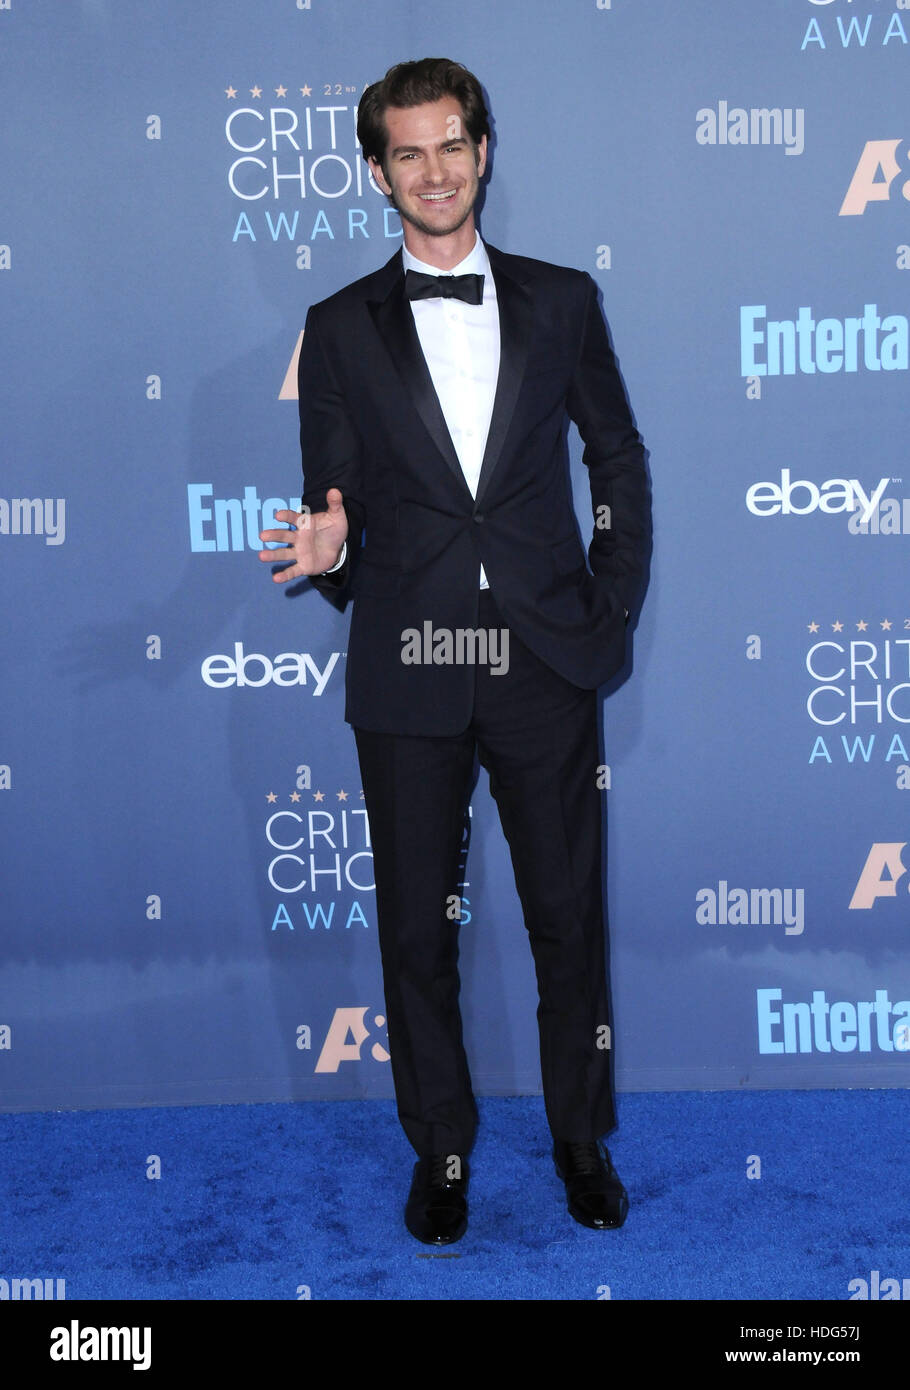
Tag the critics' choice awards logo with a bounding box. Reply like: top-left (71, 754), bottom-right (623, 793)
top-left (223, 80), bottom-right (401, 245)
top-left (804, 618), bottom-right (910, 770)
top-left (263, 778), bottom-right (473, 932)
top-left (264, 777), bottom-right (374, 932)
top-left (800, 2), bottom-right (910, 53)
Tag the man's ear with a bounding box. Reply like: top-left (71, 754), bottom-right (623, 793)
top-left (368, 156), bottom-right (391, 196)
top-left (475, 135), bottom-right (488, 179)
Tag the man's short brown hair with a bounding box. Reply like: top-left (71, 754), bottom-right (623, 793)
top-left (357, 58), bottom-right (491, 168)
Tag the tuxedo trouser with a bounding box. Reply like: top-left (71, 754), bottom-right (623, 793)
top-left (354, 589), bottom-right (615, 1157)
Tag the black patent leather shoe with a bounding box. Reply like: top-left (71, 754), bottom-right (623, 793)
top-left (553, 1140), bottom-right (628, 1230)
top-left (404, 1153), bottom-right (469, 1244)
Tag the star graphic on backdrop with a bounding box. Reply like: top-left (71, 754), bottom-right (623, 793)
top-left (250, 85), bottom-right (262, 98)
top-left (300, 84), bottom-right (312, 97)
top-left (882, 619), bottom-right (893, 630)
top-left (832, 620), bottom-right (843, 632)
top-left (225, 86), bottom-right (237, 99)
top-left (336, 789), bottom-right (349, 801)
top-left (807, 621), bottom-right (819, 633)
top-left (266, 791), bottom-right (277, 804)
top-left (290, 791), bottom-right (301, 803)
top-left (857, 620), bottom-right (868, 631)
top-left (275, 85), bottom-right (287, 97)
top-left (313, 790), bottom-right (325, 802)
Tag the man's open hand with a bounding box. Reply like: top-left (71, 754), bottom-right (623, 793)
top-left (258, 487), bottom-right (348, 582)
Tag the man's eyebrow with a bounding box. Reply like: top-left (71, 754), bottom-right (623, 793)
top-left (388, 136), bottom-right (469, 157)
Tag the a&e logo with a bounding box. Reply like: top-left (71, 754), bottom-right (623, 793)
top-left (314, 1006), bottom-right (390, 1072)
top-left (840, 141), bottom-right (910, 216)
top-left (849, 842), bottom-right (909, 909)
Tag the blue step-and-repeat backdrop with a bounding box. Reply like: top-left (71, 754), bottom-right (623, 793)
top-left (2, 0), bottom-right (909, 1111)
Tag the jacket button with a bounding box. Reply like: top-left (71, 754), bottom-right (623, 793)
top-left (473, 513), bottom-right (484, 524)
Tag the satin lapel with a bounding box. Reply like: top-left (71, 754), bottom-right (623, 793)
top-left (475, 251), bottom-right (532, 505)
top-left (367, 262), bottom-right (467, 492)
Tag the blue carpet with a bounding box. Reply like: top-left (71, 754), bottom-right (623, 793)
top-left (1, 1091), bottom-right (907, 1301)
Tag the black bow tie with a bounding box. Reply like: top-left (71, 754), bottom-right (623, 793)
top-left (405, 269), bottom-right (485, 305)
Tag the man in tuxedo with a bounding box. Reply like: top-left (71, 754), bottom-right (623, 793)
top-left (259, 58), bottom-right (650, 1244)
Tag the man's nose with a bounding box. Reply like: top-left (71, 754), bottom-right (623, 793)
top-left (424, 153), bottom-right (445, 182)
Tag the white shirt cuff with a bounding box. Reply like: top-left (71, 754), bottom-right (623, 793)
top-left (321, 541), bottom-right (346, 575)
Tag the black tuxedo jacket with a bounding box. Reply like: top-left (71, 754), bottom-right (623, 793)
top-left (298, 242), bottom-right (650, 736)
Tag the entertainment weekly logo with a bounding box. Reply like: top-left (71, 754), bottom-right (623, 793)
top-left (756, 986), bottom-right (910, 1055)
top-left (188, 483), bottom-right (301, 552)
top-left (740, 304), bottom-right (908, 378)
top-left (222, 79), bottom-right (402, 246)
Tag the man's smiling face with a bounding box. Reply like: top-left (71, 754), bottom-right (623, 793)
top-left (368, 96), bottom-right (487, 258)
